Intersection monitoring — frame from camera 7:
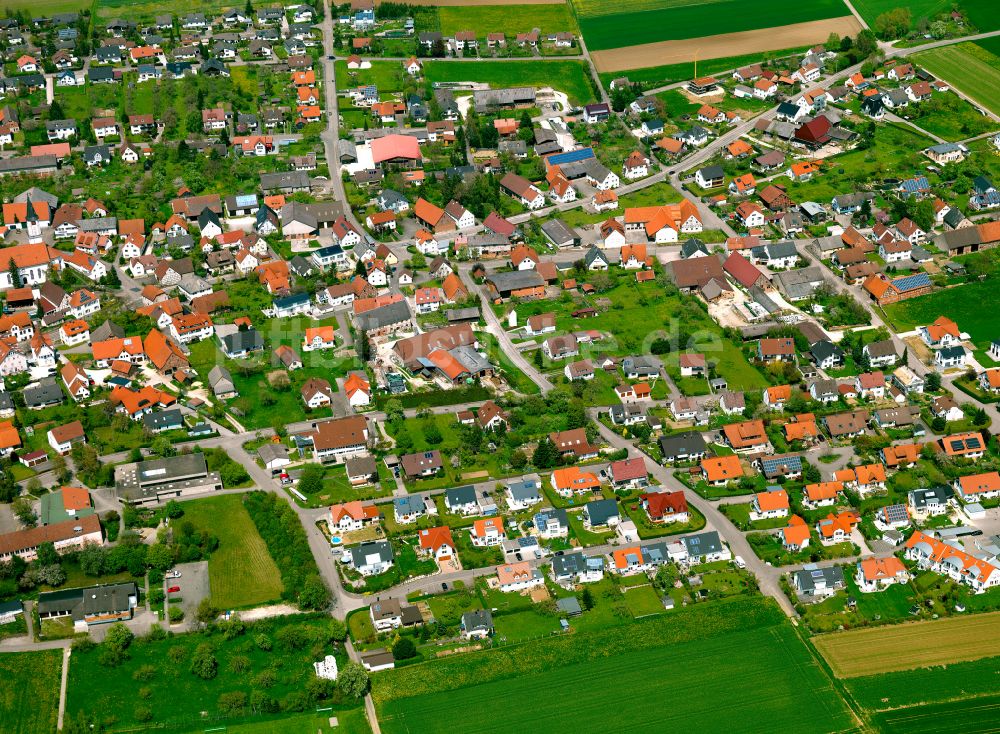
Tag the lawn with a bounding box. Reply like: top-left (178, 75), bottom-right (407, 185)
top-left (334, 60), bottom-right (407, 93)
top-left (576, 0), bottom-right (850, 51)
top-left (375, 597), bottom-right (853, 733)
top-left (180, 495), bottom-right (285, 609)
top-left (423, 60), bottom-right (596, 105)
top-left (67, 615), bottom-right (347, 729)
top-left (0, 650), bottom-right (61, 734)
top-left (622, 584), bottom-right (664, 617)
top-left (913, 43), bottom-right (1000, 117)
top-left (438, 5), bottom-right (577, 35)
top-left (813, 610), bottom-right (1000, 677)
top-left (882, 279), bottom-right (998, 354)
top-left (493, 610), bottom-right (563, 641)
top-left (896, 89), bottom-right (997, 141)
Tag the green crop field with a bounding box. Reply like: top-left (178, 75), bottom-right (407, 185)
top-left (965, 0), bottom-right (1000, 33)
top-left (846, 655), bottom-right (1000, 711)
top-left (575, 0), bottom-right (849, 52)
top-left (913, 43), bottom-right (1000, 116)
top-left (882, 279), bottom-right (998, 353)
top-left (872, 694), bottom-right (1000, 733)
top-left (849, 0), bottom-right (950, 28)
top-left (0, 651), bottom-right (61, 734)
top-left (438, 4), bottom-right (577, 35)
top-left (181, 494), bottom-right (285, 609)
top-left (7, 0), bottom-right (88, 11)
top-left (374, 598), bottom-right (854, 734)
top-left (180, 709), bottom-right (372, 734)
top-left (423, 60), bottom-right (596, 104)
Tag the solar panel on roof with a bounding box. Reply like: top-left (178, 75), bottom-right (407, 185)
top-left (892, 273), bottom-right (931, 292)
top-left (950, 440), bottom-right (964, 451)
top-left (547, 148), bottom-right (594, 166)
top-left (235, 194), bottom-right (257, 207)
top-left (967, 438), bottom-right (982, 449)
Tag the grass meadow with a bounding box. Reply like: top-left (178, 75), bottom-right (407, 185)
top-left (575, 0), bottom-right (849, 51)
top-left (882, 279), bottom-right (998, 354)
top-left (376, 598), bottom-right (853, 733)
top-left (913, 43), bottom-right (1000, 116)
top-left (181, 495), bottom-right (285, 609)
top-left (849, 0), bottom-right (950, 29)
top-left (423, 60), bottom-right (596, 104)
top-left (0, 651), bottom-right (61, 734)
top-left (846, 655), bottom-right (1000, 712)
top-left (437, 4), bottom-right (577, 35)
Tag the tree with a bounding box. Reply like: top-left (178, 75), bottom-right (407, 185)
top-left (163, 500), bottom-right (184, 519)
top-left (385, 399), bottom-right (404, 423)
top-left (856, 29), bottom-right (878, 56)
top-left (873, 8), bottom-right (911, 39)
top-left (146, 543), bottom-right (174, 571)
top-left (533, 347), bottom-right (544, 368)
top-left (196, 598), bottom-right (219, 624)
top-left (12, 497), bottom-right (37, 528)
top-left (79, 545), bottom-right (107, 576)
top-left (190, 643), bottom-right (218, 679)
top-left (423, 420), bottom-right (443, 445)
top-left (150, 436), bottom-right (175, 457)
top-left (931, 416), bottom-right (946, 432)
top-left (8, 258), bottom-right (21, 289)
top-left (973, 408), bottom-right (989, 426)
top-left (337, 661), bottom-right (370, 698)
top-left (826, 32), bottom-right (841, 51)
top-left (297, 464), bottom-right (324, 496)
top-left (392, 636), bottom-right (417, 660)
top-left (298, 575), bottom-right (330, 611)
top-left (924, 372), bottom-right (941, 392)
top-left (104, 623), bottom-right (134, 654)
top-left (581, 586), bottom-right (594, 611)
top-left (532, 438), bottom-right (559, 469)
top-left (36, 541), bottom-right (58, 566)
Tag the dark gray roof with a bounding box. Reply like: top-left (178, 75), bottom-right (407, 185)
top-left (486, 270), bottom-right (545, 294)
top-left (658, 431), bottom-right (707, 460)
top-left (585, 499), bottom-right (619, 526)
top-left (24, 379), bottom-right (64, 407)
top-left (141, 409), bottom-right (183, 431)
top-left (541, 219), bottom-right (577, 246)
top-left (354, 300), bottom-right (411, 333)
top-left (221, 328), bottom-right (264, 354)
top-left (445, 485), bottom-right (477, 507)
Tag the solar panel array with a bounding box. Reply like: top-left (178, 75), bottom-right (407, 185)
top-left (891, 272), bottom-right (931, 292)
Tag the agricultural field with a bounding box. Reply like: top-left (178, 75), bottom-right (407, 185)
top-left (180, 495), bottom-right (285, 609)
top-left (422, 60), bottom-right (596, 104)
top-left (375, 597), bottom-right (853, 733)
top-left (0, 651), bottom-right (61, 734)
top-left (96, 0), bottom-right (230, 21)
top-left (180, 709), bottom-right (371, 734)
top-left (813, 611), bottom-right (1000, 677)
top-left (965, 0), bottom-right (1000, 33)
top-left (846, 654), bottom-right (1000, 712)
top-left (872, 695), bottom-right (1000, 734)
top-left (437, 4), bottom-right (577, 35)
top-left (913, 43), bottom-right (1000, 117)
top-left (6, 0), bottom-right (88, 11)
top-left (575, 0), bottom-right (856, 73)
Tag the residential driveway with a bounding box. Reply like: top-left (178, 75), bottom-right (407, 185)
top-left (166, 561), bottom-right (210, 628)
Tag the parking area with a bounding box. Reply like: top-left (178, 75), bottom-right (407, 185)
top-left (166, 560), bottom-right (211, 627)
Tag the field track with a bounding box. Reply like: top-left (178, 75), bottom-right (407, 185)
top-left (814, 611), bottom-right (1000, 678)
top-left (591, 16), bottom-right (862, 73)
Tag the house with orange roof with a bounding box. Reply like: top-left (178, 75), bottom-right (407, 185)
top-left (751, 488), bottom-right (789, 519)
top-left (496, 561), bottom-right (543, 593)
top-left (816, 511), bottom-right (859, 544)
top-left (804, 481), bottom-right (843, 509)
top-left (722, 419), bottom-right (770, 453)
top-left (726, 139), bottom-right (754, 159)
top-left (940, 432), bottom-right (988, 459)
top-left (92, 336), bottom-right (145, 367)
top-left (729, 173), bottom-right (757, 196)
top-left (169, 312), bottom-right (213, 344)
top-left (551, 466), bottom-right (600, 497)
top-left (919, 316), bottom-right (961, 348)
top-left (303, 325), bottom-right (336, 352)
top-left (0, 420), bottom-right (21, 457)
top-left (144, 329), bottom-right (189, 377)
top-left (110, 385), bottom-right (176, 421)
top-left (781, 516), bottom-right (810, 552)
top-left (882, 442), bottom-right (922, 469)
top-left (953, 472), bottom-right (1000, 502)
top-left (327, 501), bottom-right (380, 533)
top-left (612, 546), bottom-right (649, 576)
top-left (856, 557), bottom-right (910, 592)
top-left (787, 161), bottom-right (821, 181)
top-left (979, 368), bottom-right (1000, 394)
top-left (700, 455), bottom-right (744, 486)
top-left (905, 530), bottom-right (1000, 593)
top-left (59, 319), bottom-right (91, 347)
top-left (470, 517), bottom-right (506, 547)
top-left (622, 200), bottom-right (703, 243)
top-left (344, 372), bottom-right (371, 408)
top-left (763, 384), bottom-right (792, 410)
top-left (418, 526), bottom-right (455, 560)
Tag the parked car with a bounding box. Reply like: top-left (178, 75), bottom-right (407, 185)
top-left (167, 585), bottom-right (180, 593)
top-left (166, 570), bottom-right (181, 578)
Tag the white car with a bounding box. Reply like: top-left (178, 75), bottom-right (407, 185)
top-left (166, 570), bottom-right (182, 579)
